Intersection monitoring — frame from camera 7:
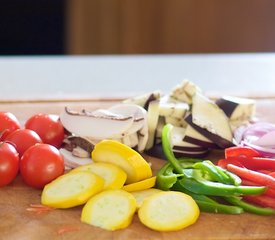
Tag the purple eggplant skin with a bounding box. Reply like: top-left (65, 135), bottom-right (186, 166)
top-left (215, 98), bottom-right (238, 117)
top-left (185, 114), bottom-right (235, 149)
top-left (145, 143), bottom-right (210, 160)
top-left (183, 135), bottom-right (220, 149)
top-left (173, 150), bottom-right (209, 159)
top-left (172, 144), bottom-right (208, 152)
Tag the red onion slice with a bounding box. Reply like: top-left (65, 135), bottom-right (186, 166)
top-left (252, 130), bottom-right (275, 147)
top-left (235, 122), bottom-right (275, 158)
top-left (241, 140), bottom-right (275, 158)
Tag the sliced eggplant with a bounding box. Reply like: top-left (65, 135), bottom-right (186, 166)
top-left (216, 95), bottom-right (255, 121)
top-left (185, 114), bottom-right (234, 149)
top-left (159, 97), bottom-right (189, 118)
top-left (191, 92), bottom-right (233, 147)
top-left (123, 91), bottom-right (161, 110)
top-left (145, 100), bottom-right (160, 150)
top-left (164, 116), bottom-right (187, 128)
top-left (137, 122), bottom-right (149, 152)
top-left (155, 116), bottom-right (165, 144)
top-left (183, 124), bottom-right (219, 149)
top-left (173, 150), bottom-right (209, 159)
top-left (60, 107), bottom-right (134, 139)
top-left (171, 126), bottom-right (208, 152)
top-left (170, 79), bottom-right (201, 104)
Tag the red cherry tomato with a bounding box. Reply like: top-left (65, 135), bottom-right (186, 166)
top-left (5, 129), bottom-right (43, 157)
top-left (25, 114), bottom-right (64, 148)
top-left (0, 142), bottom-right (19, 187)
top-left (20, 144), bottom-right (64, 189)
top-left (0, 112), bottom-right (20, 141)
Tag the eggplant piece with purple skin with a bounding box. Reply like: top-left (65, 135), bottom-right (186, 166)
top-left (215, 95), bottom-right (255, 121)
top-left (182, 124), bottom-right (219, 149)
top-left (171, 126), bottom-right (209, 152)
top-left (185, 92), bottom-right (234, 149)
top-left (185, 114), bottom-right (234, 149)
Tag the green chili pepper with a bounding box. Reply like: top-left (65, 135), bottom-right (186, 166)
top-left (161, 124), bottom-right (183, 174)
top-left (178, 160), bottom-right (197, 169)
top-left (196, 200), bottom-right (244, 214)
top-left (156, 162), bottom-right (183, 190)
top-left (193, 161), bottom-right (229, 183)
top-left (179, 177), bottom-right (266, 197)
top-left (172, 181), bottom-right (216, 203)
top-left (215, 165), bottom-right (242, 186)
top-left (224, 196), bottom-right (275, 215)
top-left (172, 181), bottom-right (244, 214)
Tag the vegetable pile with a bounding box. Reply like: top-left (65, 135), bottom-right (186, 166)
top-left (158, 124), bottom-right (275, 215)
top-left (41, 140), bottom-right (200, 231)
top-left (218, 146), bottom-right (275, 210)
top-left (58, 80), bottom-right (256, 167)
top-left (1, 79), bottom-right (275, 234)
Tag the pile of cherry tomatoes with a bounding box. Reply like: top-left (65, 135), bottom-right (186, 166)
top-left (0, 112), bottom-right (65, 189)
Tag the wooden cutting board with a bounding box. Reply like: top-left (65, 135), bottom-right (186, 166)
top-left (0, 98), bottom-right (275, 240)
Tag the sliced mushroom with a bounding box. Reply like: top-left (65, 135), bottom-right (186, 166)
top-left (59, 148), bottom-right (93, 169)
top-left (108, 104), bottom-right (147, 136)
top-left (60, 107), bottom-right (134, 139)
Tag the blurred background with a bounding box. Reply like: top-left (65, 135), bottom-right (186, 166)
top-left (1, 0), bottom-right (275, 55)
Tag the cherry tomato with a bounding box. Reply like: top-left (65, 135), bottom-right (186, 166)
top-left (0, 112), bottom-right (20, 141)
top-left (20, 143), bottom-right (64, 189)
top-left (0, 142), bottom-right (19, 187)
top-left (25, 114), bottom-right (64, 148)
top-left (5, 129), bottom-right (43, 157)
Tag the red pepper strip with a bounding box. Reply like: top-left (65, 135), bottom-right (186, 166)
top-left (269, 172), bottom-right (275, 178)
top-left (227, 164), bottom-right (275, 189)
top-left (258, 169), bottom-right (273, 174)
top-left (243, 195), bottom-right (275, 209)
top-left (225, 147), bottom-right (260, 159)
top-left (235, 156), bottom-right (275, 171)
top-left (217, 159), bottom-right (244, 169)
top-left (241, 179), bottom-right (275, 198)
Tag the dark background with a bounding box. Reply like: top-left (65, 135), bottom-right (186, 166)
top-left (0, 0), bottom-right (64, 55)
top-left (1, 0), bottom-right (275, 55)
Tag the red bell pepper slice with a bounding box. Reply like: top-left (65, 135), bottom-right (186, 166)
top-left (225, 146), bottom-right (260, 159)
top-left (217, 159), bottom-right (244, 169)
top-left (229, 156), bottom-right (275, 171)
top-left (227, 164), bottom-right (275, 189)
top-left (243, 195), bottom-right (275, 209)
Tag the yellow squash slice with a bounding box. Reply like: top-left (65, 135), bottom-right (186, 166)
top-left (122, 176), bottom-right (157, 192)
top-left (71, 162), bottom-right (127, 190)
top-left (81, 189), bottom-right (137, 231)
top-left (41, 171), bottom-right (104, 208)
top-left (130, 188), bottom-right (162, 209)
top-left (138, 191), bottom-right (200, 231)
top-left (92, 140), bottom-right (152, 184)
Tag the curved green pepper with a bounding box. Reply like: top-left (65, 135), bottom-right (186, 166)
top-left (179, 177), bottom-right (266, 197)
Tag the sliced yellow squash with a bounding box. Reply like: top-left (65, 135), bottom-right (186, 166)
top-left (122, 176), bottom-right (157, 192)
top-left (138, 191), bottom-right (200, 231)
top-left (41, 171), bottom-right (104, 208)
top-left (81, 189), bottom-right (137, 231)
top-left (71, 162), bottom-right (127, 190)
top-left (91, 140), bottom-right (152, 184)
top-left (130, 188), bottom-right (162, 209)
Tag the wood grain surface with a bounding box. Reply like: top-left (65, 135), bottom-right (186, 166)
top-left (0, 99), bottom-right (275, 240)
